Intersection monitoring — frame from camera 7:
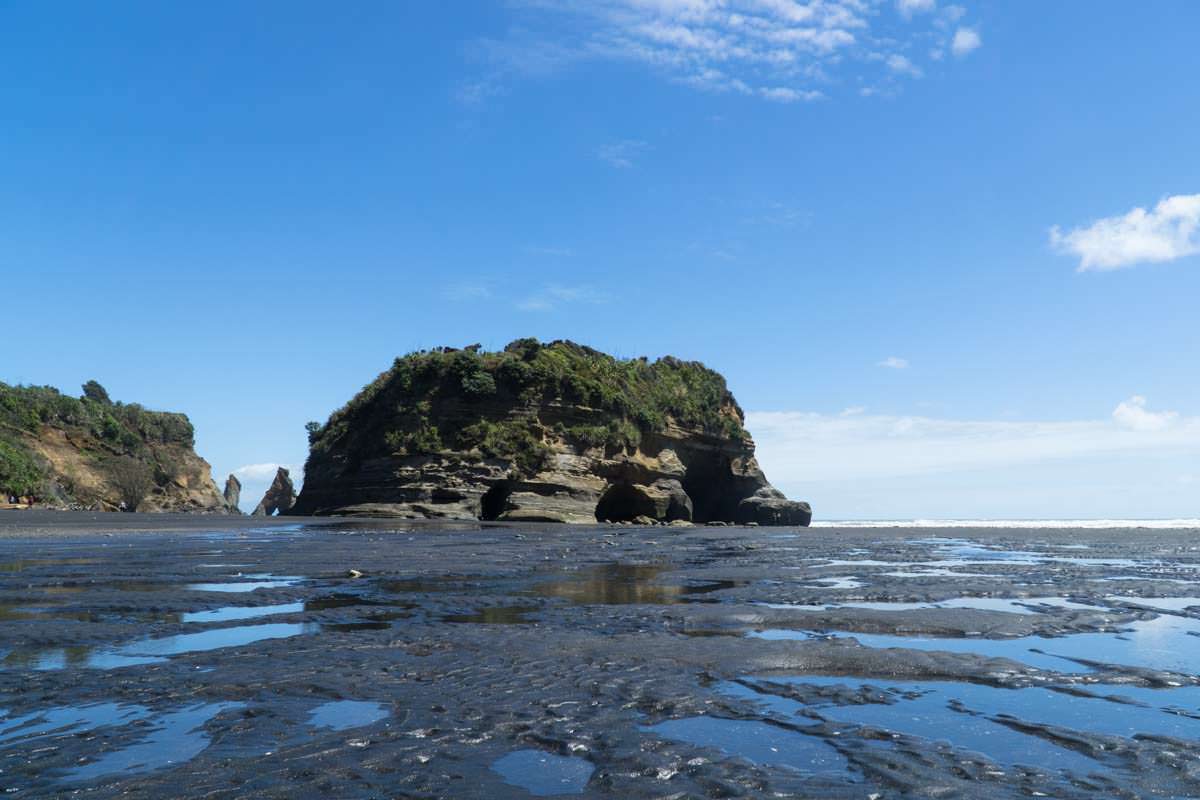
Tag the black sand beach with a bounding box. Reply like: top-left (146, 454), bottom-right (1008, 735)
top-left (3, 514), bottom-right (1200, 798)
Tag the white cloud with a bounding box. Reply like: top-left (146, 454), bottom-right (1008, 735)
top-left (951, 26), bottom-right (981, 57)
top-left (233, 463), bottom-right (296, 481)
top-left (471, 1), bottom-right (978, 104)
top-left (1050, 194), bottom-right (1200, 272)
top-left (517, 284), bottom-right (610, 312)
top-left (1112, 395), bottom-right (1179, 432)
top-left (747, 397), bottom-right (1200, 485)
top-left (757, 86), bottom-right (825, 103)
top-left (597, 139), bottom-right (649, 168)
top-left (897, 0), bottom-right (936, 17)
top-left (886, 54), bottom-right (923, 78)
top-left (878, 356), bottom-right (910, 369)
top-left (941, 4), bottom-right (967, 23)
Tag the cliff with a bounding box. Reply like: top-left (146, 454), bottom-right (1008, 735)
top-left (0, 380), bottom-right (232, 513)
top-left (292, 340), bottom-right (811, 526)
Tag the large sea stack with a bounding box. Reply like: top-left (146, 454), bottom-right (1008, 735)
top-left (0, 380), bottom-right (230, 512)
top-left (292, 340), bottom-right (811, 525)
top-left (252, 467), bottom-right (297, 517)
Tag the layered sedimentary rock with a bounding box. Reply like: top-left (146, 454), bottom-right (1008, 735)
top-left (292, 340), bottom-right (811, 526)
top-left (0, 381), bottom-right (229, 513)
top-left (223, 474), bottom-right (243, 514)
top-left (252, 467), bottom-right (297, 516)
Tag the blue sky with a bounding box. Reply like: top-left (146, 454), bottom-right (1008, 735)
top-left (3, 1), bottom-right (1198, 518)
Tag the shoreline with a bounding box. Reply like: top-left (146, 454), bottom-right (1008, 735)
top-left (1, 509), bottom-right (1197, 540)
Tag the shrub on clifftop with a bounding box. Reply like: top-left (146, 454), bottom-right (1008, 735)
top-left (305, 339), bottom-right (748, 477)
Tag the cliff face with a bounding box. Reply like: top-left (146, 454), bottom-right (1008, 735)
top-left (292, 340), bottom-right (811, 526)
top-left (0, 381), bottom-right (231, 513)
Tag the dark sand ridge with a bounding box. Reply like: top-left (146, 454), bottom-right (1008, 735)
top-left (2, 514), bottom-right (1200, 798)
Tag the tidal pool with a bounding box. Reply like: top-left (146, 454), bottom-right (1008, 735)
top-left (725, 676), bottom-right (1200, 774)
top-left (3, 622), bottom-right (319, 671)
top-left (308, 700), bottom-right (389, 731)
top-left (754, 612), bottom-right (1200, 675)
top-left (760, 596), bottom-right (1105, 615)
top-left (0, 702), bottom-right (148, 744)
top-left (0, 700), bottom-right (241, 783)
top-left (186, 574), bottom-right (302, 592)
top-left (63, 702), bottom-right (242, 782)
top-left (490, 749), bottom-right (595, 796)
top-left (526, 563), bottom-right (745, 605)
top-left (643, 716), bottom-right (852, 777)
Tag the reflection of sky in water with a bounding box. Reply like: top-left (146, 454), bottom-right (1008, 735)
top-left (0, 700), bottom-right (240, 783)
top-left (186, 575), bottom-right (301, 592)
top-left (64, 703), bottom-right (242, 782)
top-left (308, 700), bottom-right (389, 731)
top-left (181, 603), bottom-right (304, 623)
top-left (1105, 595), bottom-right (1200, 613)
top-left (719, 680), bottom-right (1097, 775)
top-left (0, 703), bottom-right (147, 744)
top-left (642, 717), bottom-right (852, 777)
top-left (122, 623), bottom-right (317, 657)
top-left (753, 614), bottom-right (1200, 675)
top-left (4, 623), bottom-right (318, 671)
top-left (491, 749), bottom-right (595, 796)
top-left (723, 676), bottom-right (1200, 775)
top-left (760, 596), bottom-right (1105, 615)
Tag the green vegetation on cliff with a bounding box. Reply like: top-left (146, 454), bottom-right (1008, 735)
top-left (0, 381), bottom-right (195, 502)
top-left (306, 339), bottom-right (748, 477)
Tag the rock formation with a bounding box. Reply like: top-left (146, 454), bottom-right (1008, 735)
top-left (291, 340), bottom-right (811, 526)
top-left (0, 380), bottom-right (230, 512)
top-left (223, 474), bottom-right (242, 514)
top-left (252, 467), bottom-right (297, 516)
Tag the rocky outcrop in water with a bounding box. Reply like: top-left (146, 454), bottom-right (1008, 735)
top-left (223, 474), bottom-right (242, 514)
top-left (0, 381), bottom-right (229, 513)
top-left (252, 467), bottom-right (297, 516)
top-left (291, 340), bottom-right (811, 525)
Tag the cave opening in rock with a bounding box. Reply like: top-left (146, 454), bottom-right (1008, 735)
top-left (480, 483), bottom-right (512, 521)
top-left (681, 455), bottom-right (749, 523)
top-left (595, 483), bottom-right (656, 523)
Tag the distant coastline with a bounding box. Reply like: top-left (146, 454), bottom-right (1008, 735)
top-left (811, 518), bottom-right (1200, 529)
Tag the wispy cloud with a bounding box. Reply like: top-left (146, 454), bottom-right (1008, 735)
top-left (1051, 194), bottom-right (1200, 272)
top-left (950, 26), bottom-right (982, 57)
top-left (468, 1), bottom-right (980, 104)
top-left (517, 284), bottom-right (610, 312)
top-left (897, 0), bottom-right (937, 17)
top-left (597, 139), bottom-right (649, 168)
top-left (878, 356), bottom-right (910, 369)
top-left (456, 33), bottom-right (580, 107)
top-left (886, 54), bottom-right (923, 78)
top-left (748, 396), bottom-right (1200, 484)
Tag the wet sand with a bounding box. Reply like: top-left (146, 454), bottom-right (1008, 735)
top-left (2, 514), bottom-right (1200, 798)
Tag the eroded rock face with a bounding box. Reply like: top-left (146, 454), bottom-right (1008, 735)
top-left (291, 341), bottom-right (811, 526)
top-left (0, 381), bottom-right (231, 513)
top-left (223, 475), bottom-right (242, 514)
top-left (252, 468), bottom-right (296, 517)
